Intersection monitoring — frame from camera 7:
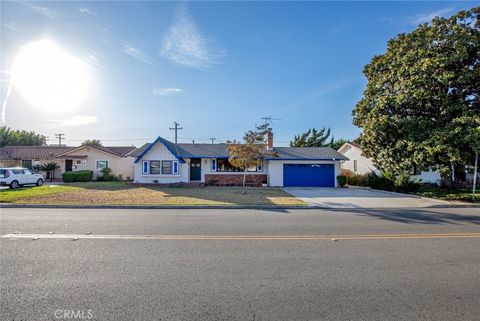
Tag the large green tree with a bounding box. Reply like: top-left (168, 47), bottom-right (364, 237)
top-left (353, 8), bottom-right (480, 177)
top-left (0, 126), bottom-right (47, 147)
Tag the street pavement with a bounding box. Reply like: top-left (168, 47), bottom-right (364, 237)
top-left (1, 207), bottom-right (480, 321)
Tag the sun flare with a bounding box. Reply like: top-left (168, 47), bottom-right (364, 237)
top-left (12, 40), bottom-right (89, 113)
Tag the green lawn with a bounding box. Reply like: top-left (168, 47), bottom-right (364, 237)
top-left (416, 186), bottom-right (479, 202)
top-left (0, 182), bottom-right (304, 206)
top-left (0, 185), bottom-right (81, 203)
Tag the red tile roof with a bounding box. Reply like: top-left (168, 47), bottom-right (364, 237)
top-left (0, 145), bottom-right (136, 160)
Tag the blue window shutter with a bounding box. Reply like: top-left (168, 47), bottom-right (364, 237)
top-left (142, 161), bottom-right (149, 174)
top-left (211, 159), bottom-right (217, 171)
top-left (173, 160), bottom-right (179, 175)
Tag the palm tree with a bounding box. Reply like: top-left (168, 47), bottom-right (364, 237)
top-left (40, 163), bottom-right (60, 182)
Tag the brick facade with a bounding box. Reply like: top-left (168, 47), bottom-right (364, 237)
top-left (205, 174), bottom-right (268, 187)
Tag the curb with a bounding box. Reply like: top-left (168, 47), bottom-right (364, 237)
top-left (0, 204), bottom-right (318, 210)
top-left (1, 203), bottom-right (478, 210)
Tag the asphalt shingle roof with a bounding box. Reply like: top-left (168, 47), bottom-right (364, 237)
top-left (268, 147), bottom-right (349, 160)
top-left (130, 137), bottom-right (348, 161)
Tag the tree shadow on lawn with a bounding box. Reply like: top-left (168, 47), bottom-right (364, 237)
top-left (338, 207), bottom-right (480, 225)
top-left (65, 182), bottom-right (298, 207)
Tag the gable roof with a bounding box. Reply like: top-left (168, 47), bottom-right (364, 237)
top-left (338, 142), bottom-right (361, 154)
top-left (133, 137), bottom-right (348, 162)
top-left (0, 146), bottom-right (74, 160)
top-left (268, 147), bottom-right (349, 160)
top-left (58, 145), bottom-right (136, 158)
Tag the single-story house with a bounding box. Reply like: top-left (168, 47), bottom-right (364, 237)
top-left (0, 145), bottom-right (136, 179)
top-left (131, 133), bottom-right (348, 187)
top-left (338, 142), bottom-right (441, 184)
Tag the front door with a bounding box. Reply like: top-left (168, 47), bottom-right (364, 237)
top-left (190, 159), bottom-right (201, 181)
top-left (65, 159), bottom-right (73, 172)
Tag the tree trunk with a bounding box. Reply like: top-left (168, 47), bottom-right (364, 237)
top-left (243, 169), bottom-right (247, 188)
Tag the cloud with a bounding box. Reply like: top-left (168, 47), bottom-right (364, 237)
top-left (50, 115), bottom-right (98, 126)
top-left (161, 4), bottom-right (225, 68)
top-left (152, 87), bottom-right (183, 96)
top-left (408, 8), bottom-right (453, 25)
top-left (123, 44), bottom-right (154, 64)
top-left (79, 7), bottom-right (99, 17)
top-left (24, 3), bottom-right (60, 19)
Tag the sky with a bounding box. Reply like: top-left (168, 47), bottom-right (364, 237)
top-left (1, 1), bottom-right (478, 147)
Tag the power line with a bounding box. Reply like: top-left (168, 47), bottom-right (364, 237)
top-left (54, 133), bottom-right (65, 146)
top-left (169, 121), bottom-right (183, 144)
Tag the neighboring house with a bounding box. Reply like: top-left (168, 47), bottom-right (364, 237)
top-left (337, 142), bottom-right (441, 185)
top-left (337, 142), bottom-right (380, 175)
top-left (0, 145), bottom-right (136, 179)
top-left (131, 132), bottom-right (348, 187)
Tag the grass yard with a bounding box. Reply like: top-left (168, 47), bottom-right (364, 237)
top-left (416, 186), bottom-right (479, 203)
top-left (0, 181), bottom-right (305, 206)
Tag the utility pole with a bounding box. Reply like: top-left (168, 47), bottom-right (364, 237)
top-left (169, 122), bottom-right (183, 144)
top-left (473, 141), bottom-right (479, 202)
top-left (210, 138), bottom-right (216, 144)
top-left (54, 133), bottom-right (65, 146)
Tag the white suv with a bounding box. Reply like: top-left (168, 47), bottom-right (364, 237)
top-left (0, 168), bottom-right (44, 189)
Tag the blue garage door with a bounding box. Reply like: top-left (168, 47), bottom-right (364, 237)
top-left (283, 164), bottom-right (335, 187)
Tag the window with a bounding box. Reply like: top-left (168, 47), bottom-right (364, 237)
top-left (0, 169), bottom-right (9, 178)
top-left (162, 161), bottom-right (173, 174)
top-left (21, 159), bottom-right (32, 169)
top-left (12, 169), bottom-right (23, 175)
top-left (96, 160), bottom-right (109, 170)
top-left (23, 169), bottom-right (33, 175)
top-left (75, 160), bottom-right (86, 165)
top-left (216, 158), bottom-right (242, 172)
top-left (150, 161), bottom-right (161, 174)
top-left (353, 160), bottom-right (358, 173)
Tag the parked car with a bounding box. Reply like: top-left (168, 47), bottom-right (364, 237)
top-left (0, 168), bottom-right (44, 189)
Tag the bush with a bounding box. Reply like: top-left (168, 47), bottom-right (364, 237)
top-left (62, 170), bottom-right (93, 182)
top-left (366, 171), bottom-right (422, 194)
top-left (97, 174), bottom-right (118, 181)
top-left (341, 169), bottom-right (369, 186)
top-left (337, 175), bottom-right (347, 187)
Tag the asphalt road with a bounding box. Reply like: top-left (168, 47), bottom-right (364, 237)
top-left (1, 207), bottom-right (480, 321)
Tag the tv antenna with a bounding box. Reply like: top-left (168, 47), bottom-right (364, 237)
top-left (261, 116), bottom-right (282, 125)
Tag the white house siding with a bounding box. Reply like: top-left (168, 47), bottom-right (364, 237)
top-left (339, 145), bottom-right (379, 175)
top-left (411, 169), bottom-right (441, 185)
top-left (268, 160), bottom-right (341, 187)
top-left (133, 143), bottom-right (185, 184)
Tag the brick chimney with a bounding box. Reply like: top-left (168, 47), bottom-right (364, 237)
top-left (266, 129), bottom-right (273, 150)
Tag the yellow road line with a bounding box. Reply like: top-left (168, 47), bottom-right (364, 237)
top-left (2, 233), bottom-right (480, 240)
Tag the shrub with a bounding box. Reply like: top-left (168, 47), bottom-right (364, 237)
top-left (337, 175), bottom-right (347, 187)
top-left (100, 167), bottom-right (112, 176)
top-left (341, 169), bottom-right (369, 186)
top-left (366, 171), bottom-right (422, 194)
top-left (62, 170), bottom-right (93, 182)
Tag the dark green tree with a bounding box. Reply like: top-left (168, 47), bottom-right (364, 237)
top-left (352, 8), bottom-right (480, 178)
top-left (0, 126), bottom-right (47, 147)
top-left (81, 139), bottom-right (102, 146)
top-left (290, 127), bottom-right (334, 147)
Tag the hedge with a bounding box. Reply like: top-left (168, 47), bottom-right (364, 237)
top-left (62, 170), bottom-right (93, 182)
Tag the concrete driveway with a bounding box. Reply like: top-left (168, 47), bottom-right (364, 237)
top-left (284, 187), bottom-right (449, 208)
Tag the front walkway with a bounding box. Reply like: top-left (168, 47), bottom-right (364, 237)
top-left (284, 187), bottom-right (449, 208)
